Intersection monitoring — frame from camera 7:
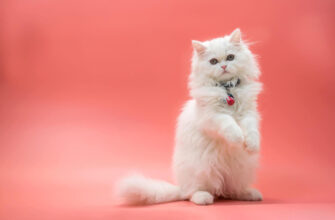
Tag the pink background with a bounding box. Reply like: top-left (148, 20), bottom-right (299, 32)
top-left (1, 0), bottom-right (335, 219)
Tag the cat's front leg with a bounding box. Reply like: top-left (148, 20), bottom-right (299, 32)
top-left (212, 114), bottom-right (244, 146)
top-left (239, 112), bottom-right (260, 153)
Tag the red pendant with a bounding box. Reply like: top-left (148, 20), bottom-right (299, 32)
top-left (226, 96), bottom-right (235, 105)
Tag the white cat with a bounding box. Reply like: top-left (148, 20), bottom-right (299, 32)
top-left (117, 29), bottom-right (263, 205)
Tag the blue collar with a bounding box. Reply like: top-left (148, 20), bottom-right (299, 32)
top-left (220, 78), bottom-right (241, 89)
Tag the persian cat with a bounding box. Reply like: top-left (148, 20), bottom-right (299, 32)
top-left (117, 28), bottom-right (263, 205)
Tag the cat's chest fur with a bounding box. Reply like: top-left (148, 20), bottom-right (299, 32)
top-left (213, 80), bottom-right (260, 118)
top-left (220, 89), bottom-right (245, 117)
top-left (216, 82), bottom-right (246, 112)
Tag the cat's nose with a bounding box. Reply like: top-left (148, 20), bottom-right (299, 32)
top-left (221, 65), bottom-right (227, 70)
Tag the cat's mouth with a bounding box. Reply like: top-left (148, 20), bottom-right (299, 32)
top-left (219, 71), bottom-right (235, 81)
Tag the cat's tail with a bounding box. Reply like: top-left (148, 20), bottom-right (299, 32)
top-left (116, 173), bottom-right (185, 205)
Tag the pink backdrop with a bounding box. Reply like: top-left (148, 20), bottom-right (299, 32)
top-left (1, 0), bottom-right (335, 219)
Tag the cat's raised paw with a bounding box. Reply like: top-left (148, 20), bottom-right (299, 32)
top-left (222, 124), bottom-right (244, 146)
top-left (190, 191), bottom-right (214, 205)
top-left (245, 133), bottom-right (260, 153)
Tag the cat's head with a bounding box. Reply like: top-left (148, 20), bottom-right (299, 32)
top-left (190, 29), bottom-right (260, 86)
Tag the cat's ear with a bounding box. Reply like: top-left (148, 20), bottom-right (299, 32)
top-left (229, 28), bottom-right (241, 44)
top-left (192, 40), bottom-right (206, 55)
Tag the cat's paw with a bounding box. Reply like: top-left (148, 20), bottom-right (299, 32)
top-left (190, 191), bottom-right (214, 205)
top-left (244, 132), bottom-right (260, 153)
top-left (235, 188), bottom-right (263, 201)
top-left (222, 124), bottom-right (244, 146)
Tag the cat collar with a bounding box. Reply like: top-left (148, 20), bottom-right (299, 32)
top-left (220, 78), bottom-right (240, 106)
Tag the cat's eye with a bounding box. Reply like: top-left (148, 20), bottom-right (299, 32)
top-left (226, 54), bottom-right (235, 61)
top-left (209, 58), bottom-right (218, 65)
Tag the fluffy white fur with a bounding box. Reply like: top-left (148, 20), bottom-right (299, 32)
top-left (117, 29), bottom-right (263, 205)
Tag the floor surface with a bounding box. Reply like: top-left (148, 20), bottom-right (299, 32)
top-left (1, 0), bottom-right (335, 219)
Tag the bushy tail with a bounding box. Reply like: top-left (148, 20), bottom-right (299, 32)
top-left (116, 173), bottom-right (185, 205)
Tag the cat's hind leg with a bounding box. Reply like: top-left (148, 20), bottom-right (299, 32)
top-left (234, 188), bottom-right (263, 201)
top-left (190, 191), bottom-right (214, 205)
